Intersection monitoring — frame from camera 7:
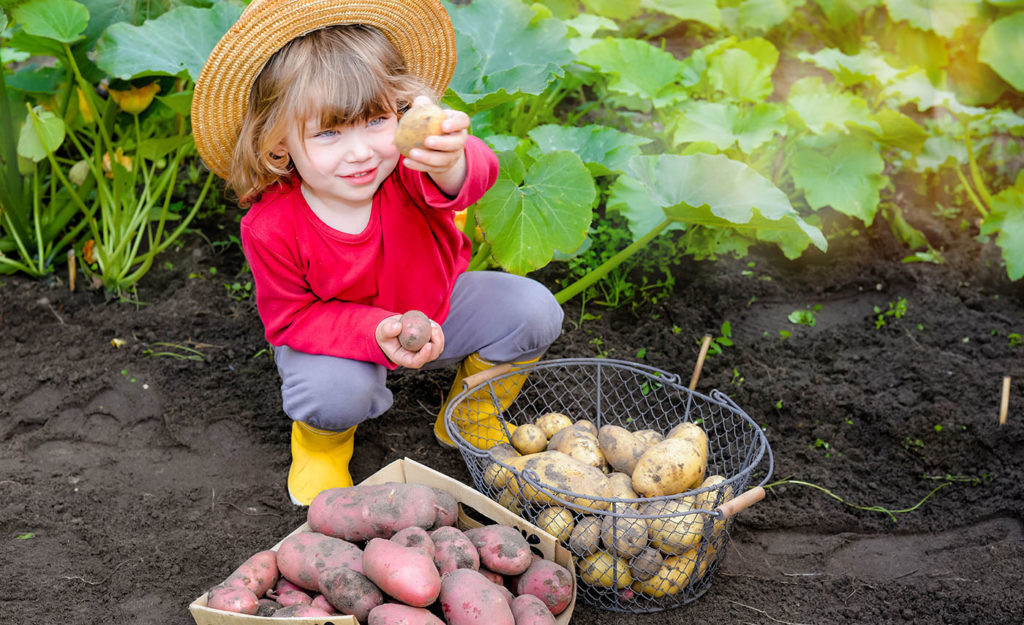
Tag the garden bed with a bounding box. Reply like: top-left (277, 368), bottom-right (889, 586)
top-left (1, 211), bottom-right (1022, 624)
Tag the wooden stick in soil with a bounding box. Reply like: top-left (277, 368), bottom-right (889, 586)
top-left (999, 376), bottom-right (1010, 426)
top-left (689, 335), bottom-right (712, 391)
top-left (67, 250), bottom-right (76, 292)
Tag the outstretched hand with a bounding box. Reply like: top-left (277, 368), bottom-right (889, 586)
top-left (376, 313), bottom-right (445, 369)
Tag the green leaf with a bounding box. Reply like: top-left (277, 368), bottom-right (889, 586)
top-left (642, 0), bottom-right (721, 28)
top-left (788, 77), bottom-right (881, 134)
top-left (980, 182), bottom-right (1024, 280)
top-left (11, 0), bottom-right (89, 43)
top-left (813, 0), bottom-right (880, 28)
top-left (17, 107), bottom-right (66, 162)
top-left (577, 37), bottom-right (688, 109)
top-left (446, 0), bottom-right (573, 106)
top-left (94, 2), bottom-right (244, 80)
top-left (883, 70), bottom-right (986, 116)
top-left (913, 134), bottom-right (966, 171)
top-left (871, 109), bottom-right (928, 154)
top-left (736, 0), bottom-right (806, 33)
top-left (706, 38), bottom-right (778, 102)
top-left (137, 136), bottom-right (189, 162)
top-left (671, 100), bottom-right (784, 153)
top-left (609, 153), bottom-right (827, 257)
top-left (884, 0), bottom-right (981, 38)
top-left (476, 151), bottom-right (596, 274)
top-left (14, 532), bottom-right (35, 540)
top-left (791, 135), bottom-right (887, 224)
top-left (155, 90), bottom-right (193, 116)
top-left (527, 124), bottom-right (652, 176)
top-left (979, 12), bottom-right (1024, 92)
top-left (797, 45), bottom-right (901, 87)
top-left (584, 0), bottom-right (642, 21)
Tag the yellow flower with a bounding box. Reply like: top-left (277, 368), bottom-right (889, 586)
top-left (76, 87), bottom-right (95, 124)
top-left (102, 148), bottom-right (133, 178)
top-left (108, 82), bottom-right (161, 114)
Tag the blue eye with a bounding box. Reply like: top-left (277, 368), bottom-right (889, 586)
top-left (368, 115), bottom-right (389, 127)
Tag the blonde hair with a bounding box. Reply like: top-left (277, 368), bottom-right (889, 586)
top-left (227, 24), bottom-right (432, 204)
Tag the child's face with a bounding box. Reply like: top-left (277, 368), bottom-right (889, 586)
top-left (282, 113), bottom-right (400, 213)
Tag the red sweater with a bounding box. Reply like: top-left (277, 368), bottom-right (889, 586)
top-left (240, 136), bottom-right (499, 369)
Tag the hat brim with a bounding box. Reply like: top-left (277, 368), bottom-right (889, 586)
top-left (191, 0), bottom-right (456, 180)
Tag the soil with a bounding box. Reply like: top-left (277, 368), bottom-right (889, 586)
top-left (2, 206), bottom-right (1022, 625)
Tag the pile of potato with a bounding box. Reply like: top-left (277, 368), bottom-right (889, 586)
top-left (203, 482), bottom-right (574, 624)
top-left (482, 415), bottom-right (734, 600)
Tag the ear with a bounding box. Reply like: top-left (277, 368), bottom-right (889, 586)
top-left (270, 144), bottom-right (288, 160)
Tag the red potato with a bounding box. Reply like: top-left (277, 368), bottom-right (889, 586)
top-left (510, 593), bottom-right (557, 625)
top-left (398, 310), bottom-right (431, 351)
top-left (311, 594), bottom-right (339, 615)
top-left (273, 578), bottom-right (304, 595)
top-left (206, 585), bottom-right (259, 615)
top-left (274, 589), bottom-right (312, 607)
top-left (478, 567), bottom-right (503, 585)
top-left (430, 526), bottom-right (480, 574)
top-left (363, 538), bottom-right (442, 607)
top-left (494, 581), bottom-right (515, 607)
top-left (515, 558), bottom-right (574, 615)
top-left (465, 525), bottom-right (533, 575)
top-left (222, 550), bottom-right (278, 597)
top-left (368, 603), bottom-right (446, 625)
top-left (439, 568), bottom-right (515, 625)
top-left (319, 565), bottom-right (384, 622)
top-left (276, 531), bottom-right (363, 591)
top-left (432, 488), bottom-right (459, 528)
top-left (273, 604), bottom-right (333, 617)
top-left (308, 482), bottom-right (442, 541)
top-left (391, 526), bottom-right (435, 558)
top-left (256, 598), bottom-right (282, 617)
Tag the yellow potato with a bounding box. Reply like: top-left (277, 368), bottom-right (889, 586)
top-left (535, 412), bottom-right (573, 439)
top-left (694, 474), bottom-right (734, 538)
top-left (482, 443), bottom-right (520, 490)
top-left (535, 506), bottom-right (575, 543)
top-left (505, 450), bottom-right (609, 512)
top-left (548, 426), bottom-right (605, 470)
top-left (631, 551), bottom-right (697, 598)
top-left (600, 514), bottom-right (648, 558)
top-left (597, 425), bottom-right (648, 475)
top-left (572, 419), bottom-right (598, 437)
top-left (629, 547), bottom-right (664, 582)
top-left (633, 429), bottom-right (664, 448)
top-left (394, 103), bottom-right (445, 156)
top-left (665, 422), bottom-right (708, 463)
top-left (602, 472), bottom-right (640, 508)
top-left (496, 486), bottom-right (525, 516)
top-left (642, 496), bottom-right (704, 555)
top-left (569, 515), bottom-right (603, 556)
top-left (579, 551), bottom-right (632, 589)
top-left (511, 423), bottom-right (548, 454)
top-left (631, 438), bottom-right (706, 497)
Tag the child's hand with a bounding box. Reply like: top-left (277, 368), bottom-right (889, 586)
top-left (376, 313), bottom-right (445, 369)
top-left (400, 96), bottom-right (468, 196)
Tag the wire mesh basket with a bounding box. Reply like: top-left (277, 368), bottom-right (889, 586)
top-left (443, 357), bottom-right (773, 613)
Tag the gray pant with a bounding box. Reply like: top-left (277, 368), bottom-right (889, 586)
top-left (273, 271), bottom-right (564, 431)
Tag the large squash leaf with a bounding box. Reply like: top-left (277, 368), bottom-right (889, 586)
top-left (791, 135), bottom-right (887, 224)
top-left (11, 0), bottom-right (89, 43)
top-left (979, 12), bottom-right (1024, 92)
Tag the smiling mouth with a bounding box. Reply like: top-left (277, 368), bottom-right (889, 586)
top-left (341, 168), bottom-right (376, 181)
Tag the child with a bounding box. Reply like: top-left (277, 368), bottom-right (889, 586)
top-left (191, 0), bottom-right (563, 505)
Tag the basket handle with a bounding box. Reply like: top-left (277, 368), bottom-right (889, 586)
top-left (461, 363), bottom-right (514, 390)
top-left (716, 486), bottom-right (765, 518)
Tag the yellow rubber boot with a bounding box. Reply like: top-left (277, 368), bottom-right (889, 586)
top-left (434, 353), bottom-right (539, 450)
top-left (287, 422), bottom-right (356, 506)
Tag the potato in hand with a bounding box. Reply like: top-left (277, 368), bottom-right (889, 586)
top-left (398, 310), bottom-right (432, 351)
top-left (395, 103), bottom-right (445, 157)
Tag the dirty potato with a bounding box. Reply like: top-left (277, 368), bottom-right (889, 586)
top-left (394, 103), bottom-right (445, 157)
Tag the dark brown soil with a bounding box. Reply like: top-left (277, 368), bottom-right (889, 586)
top-left (2, 208), bottom-right (1022, 624)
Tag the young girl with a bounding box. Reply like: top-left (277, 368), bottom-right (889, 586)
top-left (191, 0), bottom-right (563, 505)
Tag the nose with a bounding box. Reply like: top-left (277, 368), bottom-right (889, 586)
top-left (340, 129), bottom-right (373, 163)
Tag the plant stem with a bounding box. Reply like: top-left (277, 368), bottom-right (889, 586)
top-left (961, 116), bottom-right (993, 209)
top-left (955, 167), bottom-right (988, 219)
top-left (467, 240), bottom-right (492, 271)
top-left (554, 219), bottom-right (671, 305)
top-left (764, 478), bottom-right (951, 522)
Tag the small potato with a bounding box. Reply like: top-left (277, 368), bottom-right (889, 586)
top-left (394, 103), bottom-right (445, 157)
top-left (515, 558), bottom-right (575, 615)
top-left (440, 569), bottom-right (515, 625)
top-left (535, 412), bottom-right (573, 439)
top-left (431, 488), bottom-right (459, 529)
top-left (534, 506), bottom-right (575, 543)
top-left (510, 593), bottom-right (557, 625)
top-left (511, 423), bottom-right (549, 454)
top-left (430, 526), bottom-right (480, 574)
top-left (694, 475), bottom-right (734, 538)
top-left (483, 443), bottom-right (520, 490)
top-left (318, 566), bottom-right (383, 622)
top-left (603, 472), bottom-right (640, 508)
top-left (631, 551), bottom-right (697, 598)
top-left (578, 551), bottom-right (631, 589)
top-left (391, 526), bottom-right (435, 558)
top-left (598, 425), bottom-right (648, 475)
top-left (632, 438), bottom-right (706, 497)
top-left (496, 486), bottom-right (526, 515)
top-left (569, 515), bottom-right (602, 556)
top-left (549, 427), bottom-right (605, 470)
top-left (465, 525), bottom-right (533, 575)
top-left (221, 550), bottom-right (279, 597)
top-left (642, 496), bottom-right (705, 555)
top-left (600, 514), bottom-right (648, 558)
top-left (206, 585), bottom-right (259, 615)
top-left (363, 538), bottom-right (441, 607)
top-left (398, 310), bottom-right (431, 351)
top-left (573, 419), bottom-right (598, 437)
top-left (629, 547), bottom-right (664, 582)
top-left (368, 603), bottom-right (445, 625)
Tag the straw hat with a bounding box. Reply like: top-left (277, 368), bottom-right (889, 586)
top-left (191, 0), bottom-right (456, 179)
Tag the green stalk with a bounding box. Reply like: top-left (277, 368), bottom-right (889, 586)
top-left (554, 219), bottom-right (671, 305)
top-left (0, 64), bottom-right (29, 239)
top-left (961, 117), bottom-right (993, 209)
top-left (467, 240), bottom-right (492, 272)
top-left (955, 167), bottom-right (988, 219)
top-left (764, 478), bottom-right (951, 523)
